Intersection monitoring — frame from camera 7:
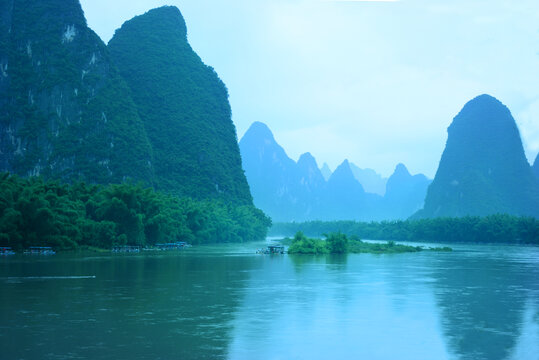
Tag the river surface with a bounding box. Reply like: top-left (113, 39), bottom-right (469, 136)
top-left (1, 240), bottom-right (539, 360)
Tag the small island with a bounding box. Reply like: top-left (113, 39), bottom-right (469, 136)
top-left (283, 232), bottom-right (451, 255)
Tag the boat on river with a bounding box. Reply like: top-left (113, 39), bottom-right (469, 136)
top-left (24, 247), bottom-right (56, 255)
top-left (112, 245), bottom-right (140, 253)
top-left (257, 245), bottom-right (285, 254)
top-left (142, 242), bottom-right (192, 251)
top-left (154, 242), bottom-right (190, 250)
top-left (0, 247), bottom-right (15, 256)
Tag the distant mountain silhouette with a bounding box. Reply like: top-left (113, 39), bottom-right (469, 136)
top-left (298, 153), bottom-right (326, 191)
top-left (239, 122), bottom-right (302, 220)
top-left (385, 164), bottom-right (431, 219)
top-left (297, 152), bottom-right (326, 219)
top-left (533, 154), bottom-right (539, 181)
top-left (240, 122), bottom-right (431, 222)
top-left (415, 94), bottom-right (539, 218)
top-left (349, 163), bottom-right (387, 196)
top-left (320, 163), bottom-right (332, 181)
top-left (322, 160), bottom-right (367, 220)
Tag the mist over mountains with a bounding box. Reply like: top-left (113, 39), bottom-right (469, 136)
top-left (320, 163), bottom-right (332, 181)
top-left (349, 163), bottom-right (387, 196)
top-left (241, 94), bottom-right (539, 222)
top-left (1, 1), bottom-right (537, 226)
top-left (240, 122), bottom-right (431, 222)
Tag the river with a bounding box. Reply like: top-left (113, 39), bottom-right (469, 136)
top-left (1, 240), bottom-right (538, 359)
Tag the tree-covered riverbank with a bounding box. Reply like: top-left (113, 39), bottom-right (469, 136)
top-left (285, 232), bottom-right (451, 255)
top-left (0, 174), bottom-right (271, 251)
top-left (271, 215), bottom-right (539, 245)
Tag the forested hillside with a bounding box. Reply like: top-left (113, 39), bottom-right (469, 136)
top-left (0, 2), bottom-right (271, 246)
top-left (109, 6), bottom-right (252, 204)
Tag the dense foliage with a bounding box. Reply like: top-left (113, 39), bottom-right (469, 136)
top-left (271, 215), bottom-right (539, 245)
top-left (108, 6), bottom-right (252, 204)
top-left (286, 231), bottom-right (431, 255)
top-left (287, 232), bottom-right (329, 255)
top-left (0, 174), bottom-right (271, 251)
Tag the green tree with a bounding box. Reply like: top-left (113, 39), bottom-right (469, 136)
top-left (326, 232), bottom-right (348, 254)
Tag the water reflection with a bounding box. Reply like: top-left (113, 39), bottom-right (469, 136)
top-left (431, 246), bottom-right (539, 360)
top-left (228, 247), bottom-right (539, 360)
top-left (228, 253), bottom-right (452, 359)
top-left (1, 244), bottom-right (538, 360)
top-left (0, 253), bottom-right (257, 359)
top-left (509, 301), bottom-right (539, 360)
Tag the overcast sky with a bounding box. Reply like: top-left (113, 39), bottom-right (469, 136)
top-left (80, 0), bottom-right (539, 178)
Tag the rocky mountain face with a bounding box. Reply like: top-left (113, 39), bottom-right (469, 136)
top-left (108, 6), bottom-right (252, 204)
top-left (0, 0), bottom-right (153, 184)
top-left (240, 121), bottom-right (430, 221)
top-left (415, 94), bottom-right (539, 218)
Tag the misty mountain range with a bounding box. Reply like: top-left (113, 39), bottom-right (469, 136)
top-left (240, 122), bottom-right (431, 222)
top-left (241, 95), bottom-right (539, 222)
top-left (1, 1), bottom-right (537, 225)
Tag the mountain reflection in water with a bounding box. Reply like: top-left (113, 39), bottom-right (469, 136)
top-left (1, 242), bottom-right (538, 360)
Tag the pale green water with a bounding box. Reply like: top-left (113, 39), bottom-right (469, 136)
top-left (1, 240), bottom-right (538, 360)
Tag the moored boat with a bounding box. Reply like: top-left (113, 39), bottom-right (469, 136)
top-left (154, 242), bottom-right (190, 251)
top-left (24, 247), bottom-right (56, 255)
top-left (0, 247), bottom-right (16, 256)
top-left (112, 245), bottom-right (141, 253)
top-left (256, 245), bottom-right (285, 255)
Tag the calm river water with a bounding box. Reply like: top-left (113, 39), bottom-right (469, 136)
top-left (1, 240), bottom-right (538, 360)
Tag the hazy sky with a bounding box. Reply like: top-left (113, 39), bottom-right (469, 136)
top-left (80, 0), bottom-right (539, 178)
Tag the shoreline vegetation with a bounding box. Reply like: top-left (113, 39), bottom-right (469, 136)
top-left (284, 232), bottom-right (452, 255)
top-left (271, 215), bottom-right (539, 246)
top-left (0, 173), bottom-right (271, 252)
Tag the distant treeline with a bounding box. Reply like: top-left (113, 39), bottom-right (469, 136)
top-left (0, 173), bottom-right (271, 251)
top-left (270, 215), bottom-right (539, 245)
